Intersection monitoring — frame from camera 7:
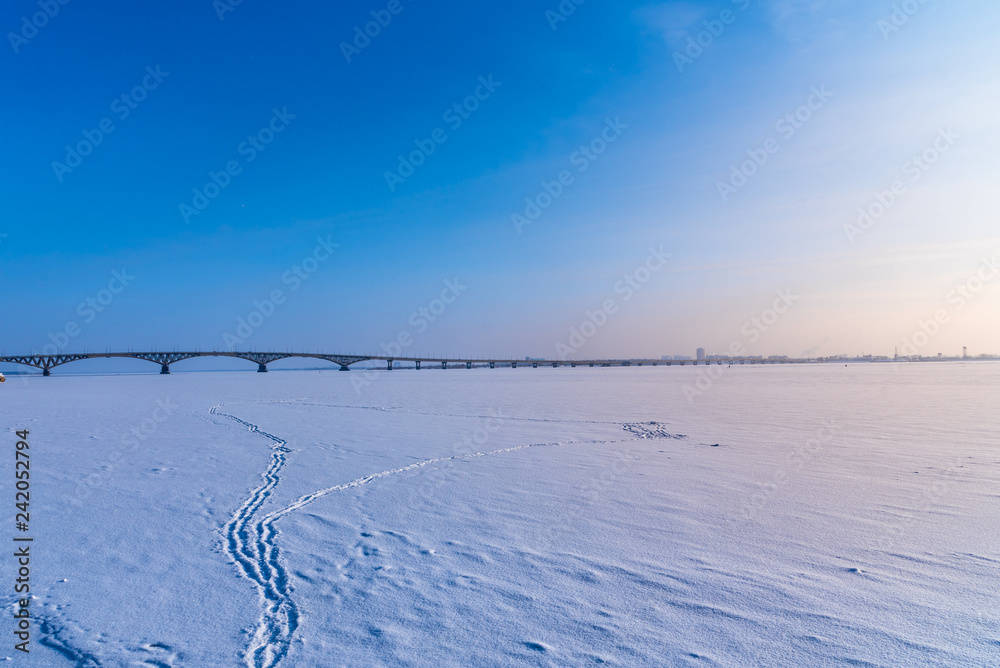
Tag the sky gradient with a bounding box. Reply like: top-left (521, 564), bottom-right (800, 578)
top-left (3, 0), bottom-right (999, 365)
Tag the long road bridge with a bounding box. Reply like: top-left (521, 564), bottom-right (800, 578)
top-left (0, 351), bottom-right (813, 376)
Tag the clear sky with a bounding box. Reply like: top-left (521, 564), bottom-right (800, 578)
top-left (2, 0), bottom-right (999, 365)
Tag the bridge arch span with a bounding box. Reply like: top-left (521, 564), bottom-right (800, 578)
top-left (0, 352), bottom-right (375, 375)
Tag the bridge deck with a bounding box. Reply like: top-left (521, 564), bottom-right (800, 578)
top-left (0, 351), bottom-right (811, 375)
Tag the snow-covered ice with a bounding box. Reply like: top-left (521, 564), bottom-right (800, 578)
top-left (3, 363), bottom-right (998, 666)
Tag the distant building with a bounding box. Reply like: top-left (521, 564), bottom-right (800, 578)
top-left (696, 348), bottom-right (705, 361)
top-left (963, 347), bottom-right (968, 358)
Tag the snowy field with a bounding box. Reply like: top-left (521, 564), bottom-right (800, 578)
top-left (3, 363), bottom-right (998, 667)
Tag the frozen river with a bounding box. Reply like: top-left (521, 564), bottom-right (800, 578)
top-left (4, 363), bottom-right (998, 666)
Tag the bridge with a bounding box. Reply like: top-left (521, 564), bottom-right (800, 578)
top-left (0, 351), bottom-right (812, 376)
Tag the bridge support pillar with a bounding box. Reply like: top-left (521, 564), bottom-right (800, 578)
top-left (489, 362), bottom-right (494, 369)
top-left (338, 365), bottom-right (350, 371)
top-left (466, 362), bottom-right (472, 369)
top-left (511, 362), bottom-right (517, 369)
top-left (441, 361), bottom-right (446, 369)
top-left (43, 368), bottom-right (50, 376)
top-left (160, 365), bottom-right (170, 375)
top-left (532, 362), bottom-right (537, 368)
top-left (570, 363), bottom-right (575, 367)
top-left (257, 364), bottom-right (268, 373)
top-left (387, 359), bottom-right (393, 370)
top-left (415, 361), bottom-right (421, 370)
top-left (589, 363), bottom-right (594, 367)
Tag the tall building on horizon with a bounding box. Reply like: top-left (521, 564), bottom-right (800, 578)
top-left (696, 348), bottom-right (705, 361)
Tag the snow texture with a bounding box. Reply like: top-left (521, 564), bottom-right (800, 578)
top-left (2, 363), bottom-right (998, 666)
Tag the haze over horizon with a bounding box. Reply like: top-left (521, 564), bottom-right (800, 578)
top-left (3, 0), bottom-right (999, 363)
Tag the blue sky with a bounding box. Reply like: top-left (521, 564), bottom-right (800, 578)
top-left (2, 0), bottom-right (999, 366)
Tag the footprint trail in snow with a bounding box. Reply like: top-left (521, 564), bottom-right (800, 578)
top-left (212, 405), bottom-right (299, 668)
top-left (213, 402), bottom-right (660, 666)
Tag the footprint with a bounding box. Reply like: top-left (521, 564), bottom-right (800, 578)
top-left (137, 641), bottom-right (179, 667)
